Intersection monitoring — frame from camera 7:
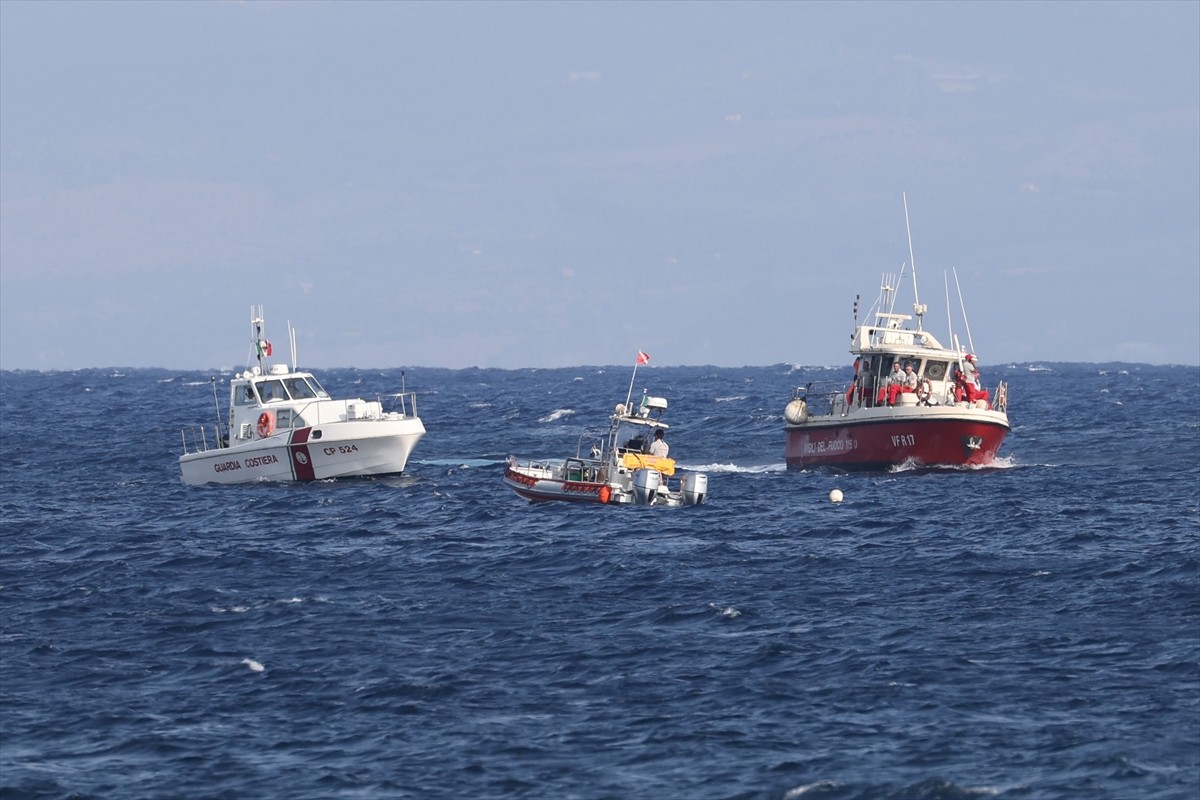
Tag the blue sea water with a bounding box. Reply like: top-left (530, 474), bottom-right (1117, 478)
top-left (1, 363), bottom-right (1197, 800)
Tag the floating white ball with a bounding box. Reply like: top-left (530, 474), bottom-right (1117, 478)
top-left (829, 489), bottom-right (844, 504)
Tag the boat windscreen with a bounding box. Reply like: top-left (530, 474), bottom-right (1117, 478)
top-left (307, 376), bottom-right (330, 398)
top-left (258, 379), bottom-right (287, 401)
top-left (285, 377), bottom-right (318, 399)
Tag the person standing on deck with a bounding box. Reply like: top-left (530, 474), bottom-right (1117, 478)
top-left (649, 428), bottom-right (669, 458)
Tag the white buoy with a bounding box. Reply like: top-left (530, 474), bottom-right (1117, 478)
top-left (829, 489), bottom-right (844, 504)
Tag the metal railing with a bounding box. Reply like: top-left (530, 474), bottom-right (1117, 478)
top-left (181, 425), bottom-right (220, 455)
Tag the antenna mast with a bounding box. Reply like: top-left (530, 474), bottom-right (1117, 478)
top-left (903, 192), bottom-right (926, 331)
top-left (289, 321), bottom-right (297, 371)
top-left (952, 268), bottom-right (977, 355)
top-left (250, 305), bottom-right (266, 373)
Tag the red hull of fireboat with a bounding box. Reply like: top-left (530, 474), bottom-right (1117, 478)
top-left (785, 416), bottom-right (1009, 471)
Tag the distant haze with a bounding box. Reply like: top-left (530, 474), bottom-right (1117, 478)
top-left (2, 1), bottom-right (1197, 369)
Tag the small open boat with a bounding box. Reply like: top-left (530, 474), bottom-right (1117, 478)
top-left (179, 306), bottom-right (426, 485)
top-left (504, 358), bottom-right (708, 506)
top-left (784, 196), bottom-right (1011, 470)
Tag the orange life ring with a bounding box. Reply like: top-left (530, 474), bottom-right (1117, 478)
top-left (597, 485), bottom-right (611, 504)
top-left (257, 411), bottom-right (275, 438)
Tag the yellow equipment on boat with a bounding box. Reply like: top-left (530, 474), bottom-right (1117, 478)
top-left (622, 453), bottom-right (676, 476)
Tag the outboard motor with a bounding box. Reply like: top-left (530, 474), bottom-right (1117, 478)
top-left (682, 472), bottom-right (708, 505)
top-left (631, 468), bottom-right (661, 505)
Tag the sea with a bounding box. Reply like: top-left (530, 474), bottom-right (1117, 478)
top-left (1, 362), bottom-right (1197, 800)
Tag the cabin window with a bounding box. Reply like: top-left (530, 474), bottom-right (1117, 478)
top-left (285, 378), bottom-right (318, 399)
top-left (925, 361), bottom-right (949, 381)
top-left (259, 379), bottom-right (288, 402)
top-left (274, 409), bottom-right (307, 429)
top-left (308, 377), bottom-right (330, 398)
top-left (234, 385), bottom-right (257, 406)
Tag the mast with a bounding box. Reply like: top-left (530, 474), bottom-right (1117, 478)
top-left (944, 272), bottom-right (959, 362)
top-left (903, 192), bottom-right (926, 331)
top-left (953, 268), bottom-right (977, 356)
top-left (624, 363), bottom-right (640, 411)
top-left (251, 305), bottom-right (266, 374)
top-left (289, 320), bottom-right (297, 371)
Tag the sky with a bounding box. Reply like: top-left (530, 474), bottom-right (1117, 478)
top-left (1, 0), bottom-right (1197, 370)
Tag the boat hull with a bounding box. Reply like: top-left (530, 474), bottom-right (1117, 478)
top-left (502, 466), bottom-right (615, 504)
top-left (503, 464), bottom-right (706, 506)
top-left (785, 407), bottom-right (1008, 470)
top-left (179, 419), bottom-right (426, 485)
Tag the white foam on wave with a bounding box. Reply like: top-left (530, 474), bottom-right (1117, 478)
top-left (241, 658), bottom-right (265, 673)
top-left (539, 408), bottom-right (575, 423)
top-left (687, 462), bottom-right (786, 474)
top-left (784, 781), bottom-right (839, 798)
top-left (708, 603), bottom-right (741, 619)
top-left (418, 457), bottom-right (505, 468)
top-left (888, 454), bottom-right (1021, 473)
top-left (715, 395), bottom-right (748, 403)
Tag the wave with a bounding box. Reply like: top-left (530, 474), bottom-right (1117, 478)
top-left (685, 461), bottom-right (787, 474)
top-left (539, 408), bottom-right (575, 423)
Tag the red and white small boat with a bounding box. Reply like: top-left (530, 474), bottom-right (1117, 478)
top-left (179, 306), bottom-right (426, 485)
top-left (504, 359), bottom-right (708, 506)
top-left (784, 197), bottom-right (1010, 471)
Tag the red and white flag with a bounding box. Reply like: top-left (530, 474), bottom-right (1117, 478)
top-left (636, 350), bottom-right (650, 365)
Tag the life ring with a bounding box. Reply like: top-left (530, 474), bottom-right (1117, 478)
top-left (256, 411), bottom-right (275, 438)
top-left (597, 485), bottom-right (611, 504)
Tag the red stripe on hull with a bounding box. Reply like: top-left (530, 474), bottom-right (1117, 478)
top-left (785, 417), bottom-right (1008, 470)
top-left (288, 428), bottom-right (317, 481)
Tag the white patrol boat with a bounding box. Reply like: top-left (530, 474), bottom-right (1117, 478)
top-left (179, 306), bottom-right (426, 485)
top-left (503, 361), bottom-right (708, 507)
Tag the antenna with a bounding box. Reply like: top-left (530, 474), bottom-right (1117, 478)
top-left (250, 304), bottom-right (266, 373)
top-left (210, 376), bottom-right (223, 443)
top-left (881, 272), bottom-right (894, 314)
top-left (624, 363), bottom-right (639, 411)
top-left (903, 193), bottom-right (925, 330)
top-left (952, 268), bottom-right (977, 355)
top-left (289, 321), bottom-right (297, 371)
top-left (944, 272), bottom-right (957, 360)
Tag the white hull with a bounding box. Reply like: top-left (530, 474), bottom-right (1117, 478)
top-left (179, 306), bottom-right (427, 486)
top-left (504, 459), bottom-right (707, 507)
top-left (180, 418), bottom-right (425, 486)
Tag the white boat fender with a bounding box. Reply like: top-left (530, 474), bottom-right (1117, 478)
top-left (784, 398), bottom-right (809, 424)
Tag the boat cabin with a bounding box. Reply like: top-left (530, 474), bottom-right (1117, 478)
top-left (226, 364), bottom-right (405, 444)
top-left (611, 396), bottom-right (669, 454)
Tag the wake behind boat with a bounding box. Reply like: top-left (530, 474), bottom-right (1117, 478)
top-left (784, 196), bottom-right (1010, 470)
top-left (504, 354), bottom-right (708, 506)
top-left (179, 306), bottom-right (426, 485)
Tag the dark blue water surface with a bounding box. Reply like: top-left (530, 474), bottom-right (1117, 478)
top-left (2, 363), bottom-right (1197, 800)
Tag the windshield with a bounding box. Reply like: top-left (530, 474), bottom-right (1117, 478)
top-left (285, 377), bottom-right (318, 399)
